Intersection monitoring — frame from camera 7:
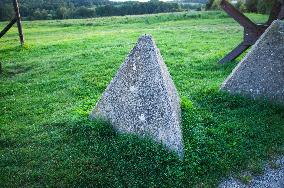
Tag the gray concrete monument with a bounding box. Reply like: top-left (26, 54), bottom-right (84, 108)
top-left (221, 20), bottom-right (284, 104)
top-left (90, 35), bottom-right (184, 158)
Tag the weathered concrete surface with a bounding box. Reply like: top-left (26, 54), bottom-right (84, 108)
top-left (90, 35), bottom-right (184, 158)
top-left (221, 20), bottom-right (284, 104)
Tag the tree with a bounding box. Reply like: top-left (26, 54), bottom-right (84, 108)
top-left (0, 0), bottom-right (14, 21)
top-left (73, 6), bottom-right (96, 18)
top-left (56, 7), bottom-right (70, 19)
top-left (245, 0), bottom-right (258, 12)
top-left (206, 0), bottom-right (214, 10)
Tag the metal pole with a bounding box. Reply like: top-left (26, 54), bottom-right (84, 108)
top-left (218, 0), bottom-right (283, 64)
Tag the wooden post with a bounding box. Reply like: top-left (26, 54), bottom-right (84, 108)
top-left (0, 0), bottom-right (24, 45)
top-left (0, 18), bottom-right (17, 38)
top-left (12, 0), bottom-right (24, 45)
top-left (0, 0), bottom-right (24, 75)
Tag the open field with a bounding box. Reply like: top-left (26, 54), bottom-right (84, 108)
top-left (1, 11), bottom-right (284, 187)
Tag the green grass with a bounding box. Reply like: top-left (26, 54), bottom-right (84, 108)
top-left (1, 11), bottom-right (283, 187)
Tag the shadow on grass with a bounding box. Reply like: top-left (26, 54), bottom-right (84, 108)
top-left (0, 118), bottom-right (184, 187)
top-left (0, 61), bottom-right (32, 79)
top-left (181, 88), bottom-right (284, 184)
top-left (63, 119), bottom-right (184, 187)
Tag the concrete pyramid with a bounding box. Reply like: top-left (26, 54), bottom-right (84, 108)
top-left (221, 20), bottom-right (284, 104)
top-left (90, 35), bottom-right (184, 158)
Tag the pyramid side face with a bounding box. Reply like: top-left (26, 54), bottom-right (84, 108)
top-left (221, 20), bottom-right (284, 104)
top-left (90, 35), bottom-right (183, 158)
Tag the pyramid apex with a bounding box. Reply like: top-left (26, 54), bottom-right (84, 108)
top-left (134, 34), bottom-right (156, 48)
top-left (138, 34), bottom-right (153, 41)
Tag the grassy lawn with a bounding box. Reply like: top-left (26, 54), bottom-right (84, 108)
top-left (0, 11), bottom-right (283, 187)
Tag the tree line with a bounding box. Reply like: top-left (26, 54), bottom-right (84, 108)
top-left (0, 0), bottom-right (277, 21)
top-left (0, 0), bottom-right (107, 20)
top-left (206, 0), bottom-right (278, 14)
top-left (96, 1), bottom-right (181, 17)
top-left (0, 0), bottom-right (182, 20)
